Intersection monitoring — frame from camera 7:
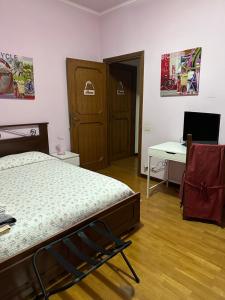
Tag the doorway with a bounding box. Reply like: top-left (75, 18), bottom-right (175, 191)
top-left (107, 63), bottom-right (136, 162)
top-left (66, 51), bottom-right (144, 175)
top-left (104, 51), bottom-right (144, 176)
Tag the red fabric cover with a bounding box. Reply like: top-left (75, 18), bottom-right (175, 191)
top-left (180, 144), bottom-right (225, 225)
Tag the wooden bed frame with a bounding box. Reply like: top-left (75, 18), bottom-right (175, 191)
top-left (0, 123), bottom-right (141, 300)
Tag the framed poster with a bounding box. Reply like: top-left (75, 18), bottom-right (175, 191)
top-left (0, 52), bottom-right (35, 100)
top-left (160, 47), bottom-right (202, 97)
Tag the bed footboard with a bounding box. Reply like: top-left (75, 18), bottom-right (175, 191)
top-left (0, 193), bottom-right (140, 300)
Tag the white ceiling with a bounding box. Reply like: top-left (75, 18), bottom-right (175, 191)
top-left (64, 0), bottom-right (136, 14)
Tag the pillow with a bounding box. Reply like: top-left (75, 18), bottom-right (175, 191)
top-left (0, 151), bottom-right (55, 171)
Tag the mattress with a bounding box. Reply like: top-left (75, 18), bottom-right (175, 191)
top-left (0, 152), bottom-right (133, 263)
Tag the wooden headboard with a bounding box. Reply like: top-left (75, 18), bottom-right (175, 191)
top-left (0, 123), bottom-right (49, 157)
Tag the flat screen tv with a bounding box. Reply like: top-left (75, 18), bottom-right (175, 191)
top-left (183, 111), bottom-right (221, 144)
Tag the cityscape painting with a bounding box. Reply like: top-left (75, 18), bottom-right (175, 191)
top-left (0, 52), bottom-right (35, 100)
top-left (160, 47), bottom-right (202, 97)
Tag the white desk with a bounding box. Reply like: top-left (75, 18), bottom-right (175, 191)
top-left (147, 142), bottom-right (186, 197)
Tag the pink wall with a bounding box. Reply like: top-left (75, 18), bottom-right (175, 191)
top-left (0, 0), bottom-right (100, 152)
top-left (2, 0), bottom-right (225, 176)
top-left (100, 0), bottom-right (225, 175)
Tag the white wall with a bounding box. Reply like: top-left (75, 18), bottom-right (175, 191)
top-left (0, 0), bottom-right (101, 153)
top-left (100, 0), bottom-right (225, 175)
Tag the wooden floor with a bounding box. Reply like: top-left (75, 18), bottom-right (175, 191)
top-left (52, 157), bottom-right (225, 300)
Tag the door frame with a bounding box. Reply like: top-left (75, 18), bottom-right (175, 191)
top-left (103, 51), bottom-right (144, 176)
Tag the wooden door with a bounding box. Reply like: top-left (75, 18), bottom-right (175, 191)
top-left (66, 58), bottom-right (107, 170)
top-left (108, 63), bottom-right (136, 161)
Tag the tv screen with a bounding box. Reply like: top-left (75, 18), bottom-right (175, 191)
top-left (183, 111), bottom-right (221, 144)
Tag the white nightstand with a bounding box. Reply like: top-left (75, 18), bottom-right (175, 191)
top-left (51, 151), bottom-right (80, 166)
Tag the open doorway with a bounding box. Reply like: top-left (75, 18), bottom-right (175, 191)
top-left (104, 51), bottom-right (144, 176)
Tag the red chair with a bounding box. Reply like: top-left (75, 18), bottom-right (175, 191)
top-left (180, 137), bottom-right (225, 225)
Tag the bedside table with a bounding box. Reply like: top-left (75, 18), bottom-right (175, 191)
top-left (51, 151), bottom-right (80, 166)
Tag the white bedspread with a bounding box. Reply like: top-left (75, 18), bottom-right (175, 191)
top-left (0, 152), bottom-right (133, 263)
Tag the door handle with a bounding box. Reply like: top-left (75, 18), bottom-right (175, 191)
top-left (73, 116), bottom-right (79, 121)
top-left (70, 114), bottom-right (79, 125)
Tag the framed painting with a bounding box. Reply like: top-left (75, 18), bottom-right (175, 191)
top-left (160, 47), bottom-right (202, 97)
top-left (0, 52), bottom-right (35, 100)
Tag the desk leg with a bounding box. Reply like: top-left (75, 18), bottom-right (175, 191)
top-left (166, 160), bottom-right (169, 188)
top-left (147, 155), bottom-right (151, 198)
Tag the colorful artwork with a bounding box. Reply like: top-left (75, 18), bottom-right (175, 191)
top-left (160, 47), bottom-right (201, 97)
top-left (0, 52), bottom-right (35, 100)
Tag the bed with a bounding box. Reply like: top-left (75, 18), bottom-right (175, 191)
top-left (0, 123), bottom-right (140, 300)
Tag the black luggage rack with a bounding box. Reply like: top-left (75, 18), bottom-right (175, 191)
top-left (33, 220), bottom-right (140, 299)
